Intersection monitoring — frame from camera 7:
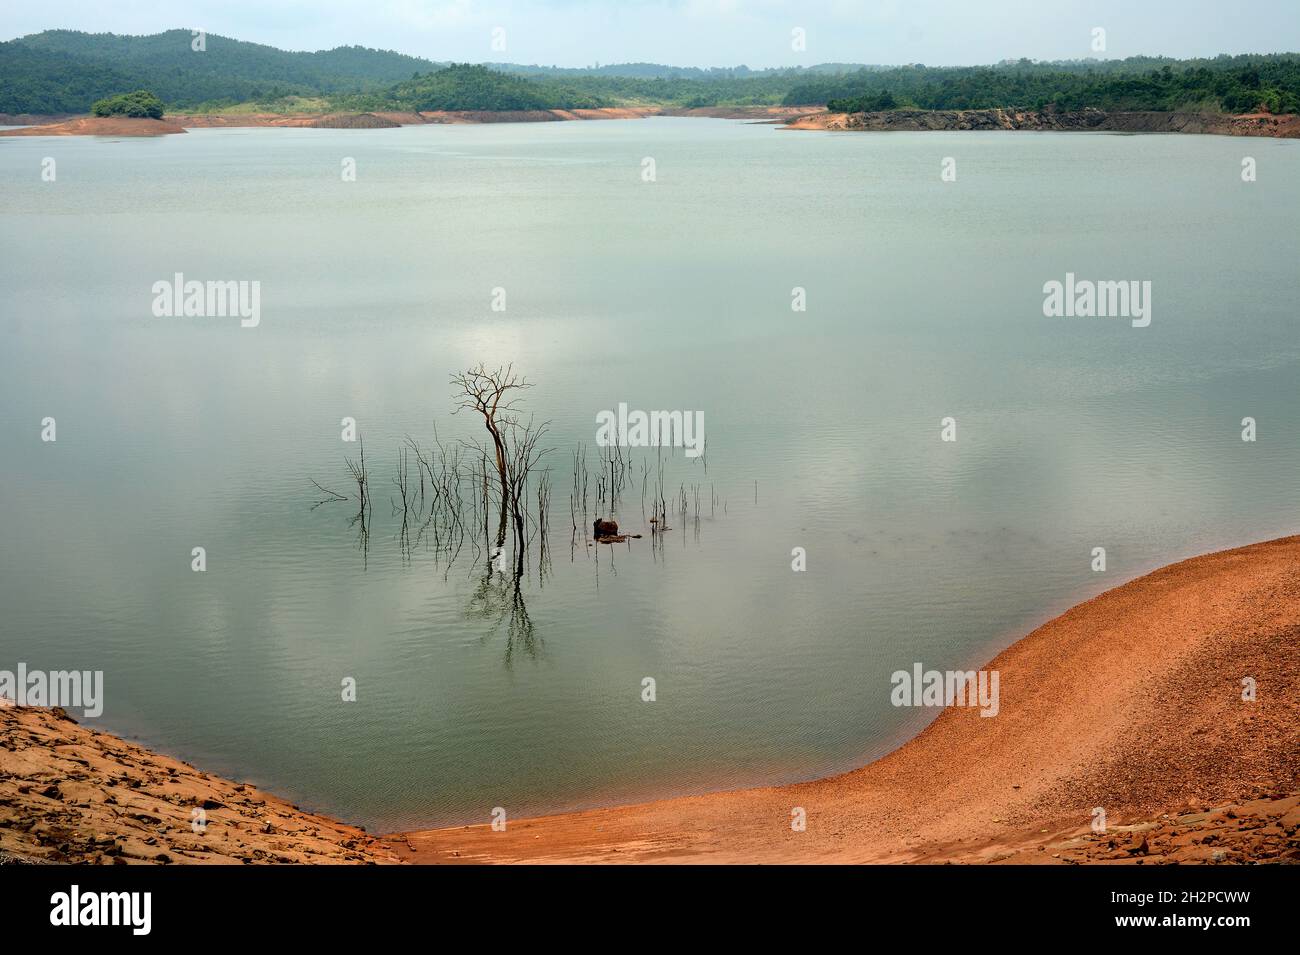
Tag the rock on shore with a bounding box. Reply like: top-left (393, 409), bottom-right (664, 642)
top-left (0, 706), bottom-right (400, 864)
top-left (308, 112), bottom-right (402, 129)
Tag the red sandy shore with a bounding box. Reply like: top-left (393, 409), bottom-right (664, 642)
top-left (0, 117), bottom-right (187, 137)
top-left (169, 107), bottom-right (665, 127)
top-left (170, 106), bottom-right (810, 126)
top-left (393, 535), bottom-right (1300, 863)
top-left (0, 109), bottom-right (664, 136)
top-left (2, 536), bottom-right (1298, 864)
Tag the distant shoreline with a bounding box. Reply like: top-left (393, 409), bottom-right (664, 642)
top-left (0, 116), bottom-right (188, 137)
top-left (3, 105), bottom-right (1296, 138)
top-left (3, 535), bottom-right (1297, 864)
top-left (783, 106), bottom-right (1300, 138)
top-left (0, 105), bottom-right (809, 135)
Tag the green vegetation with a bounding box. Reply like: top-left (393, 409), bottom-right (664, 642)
top-left (2, 29), bottom-right (1298, 117)
top-left (379, 55), bottom-right (1300, 114)
top-left (0, 29), bottom-right (437, 114)
top-left (0, 40), bottom-right (137, 114)
top-left (498, 70), bottom-right (819, 108)
top-left (809, 57), bottom-right (1300, 114)
top-left (354, 64), bottom-right (607, 111)
top-left (829, 90), bottom-right (898, 112)
top-left (90, 89), bottom-right (164, 118)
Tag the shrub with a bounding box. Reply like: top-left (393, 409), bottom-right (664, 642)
top-left (90, 90), bottom-right (165, 119)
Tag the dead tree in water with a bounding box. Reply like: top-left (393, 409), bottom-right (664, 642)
top-left (344, 437), bottom-right (372, 566)
top-left (503, 416), bottom-right (552, 574)
top-left (451, 364), bottom-right (532, 550)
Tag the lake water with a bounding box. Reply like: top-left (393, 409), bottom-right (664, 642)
top-left (1, 118), bottom-right (1297, 831)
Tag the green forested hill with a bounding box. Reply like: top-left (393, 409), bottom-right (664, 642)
top-left (0, 40), bottom-right (138, 113)
top-left (355, 63), bottom-right (608, 111)
top-left (1, 29), bottom-right (1298, 116)
top-left (0, 29), bottom-right (439, 113)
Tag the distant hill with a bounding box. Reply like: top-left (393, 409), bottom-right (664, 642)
top-left (2, 30), bottom-right (1298, 117)
top-left (0, 29), bottom-right (440, 113)
top-left (0, 30), bottom-right (882, 113)
top-left (0, 38), bottom-right (138, 114)
top-left (365, 63), bottom-right (606, 111)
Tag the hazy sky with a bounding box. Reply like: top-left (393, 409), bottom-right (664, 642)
top-left (4, 0), bottom-right (1299, 68)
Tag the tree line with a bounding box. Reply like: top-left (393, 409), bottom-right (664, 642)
top-left (806, 56), bottom-right (1300, 114)
top-left (2, 29), bottom-right (1297, 116)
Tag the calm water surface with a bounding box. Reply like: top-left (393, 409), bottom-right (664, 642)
top-left (1, 119), bottom-right (1297, 830)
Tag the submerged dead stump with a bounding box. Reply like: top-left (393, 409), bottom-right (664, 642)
top-left (590, 518), bottom-right (641, 545)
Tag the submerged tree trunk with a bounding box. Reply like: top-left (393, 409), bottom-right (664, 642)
top-left (451, 364), bottom-right (535, 559)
